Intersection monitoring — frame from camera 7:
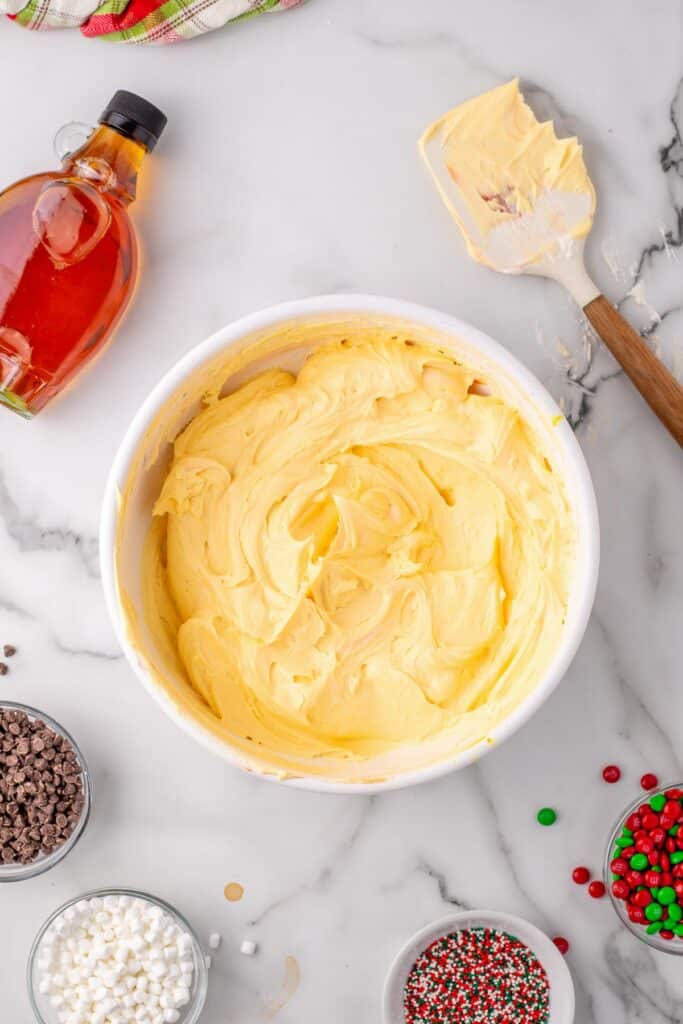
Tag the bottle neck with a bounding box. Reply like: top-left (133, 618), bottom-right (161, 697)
top-left (64, 125), bottom-right (147, 204)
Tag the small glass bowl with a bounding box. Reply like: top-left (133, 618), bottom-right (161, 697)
top-left (604, 781), bottom-right (683, 955)
top-left (0, 701), bottom-right (91, 882)
top-left (27, 888), bottom-right (209, 1024)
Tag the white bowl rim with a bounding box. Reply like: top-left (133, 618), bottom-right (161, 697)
top-left (100, 293), bottom-right (599, 794)
top-left (381, 909), bottom-right (575, 1024)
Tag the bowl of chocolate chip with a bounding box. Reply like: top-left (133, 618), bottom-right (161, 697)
top-left (0, 702), bottom-right (91, 881)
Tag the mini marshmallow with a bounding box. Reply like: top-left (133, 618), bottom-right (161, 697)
top-left (240, 939), bottom-right (258, 956)
top-left (208, 932), bottom-right (221, 950)
top-left (36, 896), bottom-right (196, 1024)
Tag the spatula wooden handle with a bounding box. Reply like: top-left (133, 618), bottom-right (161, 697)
top-left (583, 295), bottom-right (683, 448)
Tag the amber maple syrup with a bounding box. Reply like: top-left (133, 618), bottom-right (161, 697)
top-left (0, 91), bottom-right (166, 417)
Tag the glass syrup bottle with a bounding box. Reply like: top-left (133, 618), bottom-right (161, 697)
top-left (0, 91), bottom-right (166, 418)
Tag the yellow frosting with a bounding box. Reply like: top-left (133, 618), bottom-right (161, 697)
top-left (140, 331), bottom-right (575, 778)
top-left (419, 78), bottom-right (596, 266)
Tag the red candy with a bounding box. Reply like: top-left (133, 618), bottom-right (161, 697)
top-left (635, 837), bottom-right (654, 854)
top-left (641, 773), bottom-right (659, 791)
top-left (602, 765), bottom-right (621, 784)
top-left (674, 882), bottom-right (683, 898)
top-left (588, 881), bottom-right (606, 899)
top-left (626, 814), bottom-right (642, 831)
top-left (664, 801), bottom-right (680, 819)
top-left (628, 906), bottom-right (645, 924)
top-left (553, 936), bottom-right (569, 955)
top-left (645, 870), bottom-right (661, 887)
top-left (625, 870), bottom-right (644, 887)
top-left (651, 827), bottom-right (666, 847)
top-left (633, 889), bottom-right (652, 908)
top-left (641, 813), bottom-right (658, 831)
top-left (661, 930), bottom-right (674, 941)
top-left (572, 866), bottom-right (590, 885)
top-left (610, 859), bottom-right (628, 875)
top-left (612, 880), bottom-right (630, 900)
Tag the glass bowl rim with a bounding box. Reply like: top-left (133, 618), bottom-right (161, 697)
top-left (0, 700), bottom-right (91, 883)
top-left (603, 779), bottom-right (683, 955)
top-left (27, 886), bottom-right (209, 1024)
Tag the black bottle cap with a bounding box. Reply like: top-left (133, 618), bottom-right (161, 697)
top-left (98, 90), bottom-right (167, 151)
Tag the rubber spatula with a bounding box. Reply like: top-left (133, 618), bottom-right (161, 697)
top-left (419, 79), bottom-right (683, 447)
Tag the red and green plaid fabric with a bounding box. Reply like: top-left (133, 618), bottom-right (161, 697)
top-left (3, 0), bottom-right (301, 43)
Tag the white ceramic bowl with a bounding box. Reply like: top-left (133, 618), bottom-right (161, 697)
top-left (100, 294), bottom-right (599, 793)
top-left (383, 911), bottom-right (575, 1024)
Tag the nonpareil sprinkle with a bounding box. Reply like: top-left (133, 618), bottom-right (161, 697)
top-left (403, 927), bottom-right (550, 1024)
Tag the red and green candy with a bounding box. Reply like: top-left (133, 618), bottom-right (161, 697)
top-left (610, 786), bottom-right (683, 940)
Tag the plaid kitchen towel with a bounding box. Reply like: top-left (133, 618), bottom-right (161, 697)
top-left (3, 0), bottom-right (302, 43)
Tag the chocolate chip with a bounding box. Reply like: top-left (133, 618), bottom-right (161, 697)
top-left (0, 709), bottom-right (85, 869)
top-left (0, 664), bottom-right (8, 676)
top-left (2, 645), bottom-right (16, 658)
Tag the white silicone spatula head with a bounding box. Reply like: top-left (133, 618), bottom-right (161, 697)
top-left (419, 78), bottom-right (600, 306)
top-left (420, 79), bottom-right (683, 447)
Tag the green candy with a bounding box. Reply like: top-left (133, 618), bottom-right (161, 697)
top-left (649, 794), bottom-right (666, 812)
top-left (664, 918), bottom-right (679, 930)
top-left (670, 851), bottom-right (683, 865)
top-left (650, 887), bottom-right (659, 900)
top-left (621, 827), bottom-right (633, 837)
top-left (658, 886), bottom-right (676, 905)
top-left (645, 903), bottom-right (663, 922)
top-left (536, 807), bottom-right (557, 826)
top-left (667, 904), bottom-right (683, 923)
top-left (646, 921), bottom-right (663, 935)
top-left (675, 924), bottom-right (683, 937)
top-left (668, 826), bottom-right (679, 836)
top-left (629, 853), bottom-right (649, 871)
top-left (615, 837), bottom-right (632, 848)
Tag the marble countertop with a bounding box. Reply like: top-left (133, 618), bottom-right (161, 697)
top-left (1, 1), bottom-right (682, 1021)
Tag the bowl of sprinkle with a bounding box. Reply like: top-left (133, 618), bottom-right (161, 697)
top-left (383, 909), bottom-right (574, 1024)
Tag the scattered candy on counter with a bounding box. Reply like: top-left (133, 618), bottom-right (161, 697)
top-left (35, 894), bottom-right (195, 1024)
top-left (572, 866), bottom-right (591, 885)
top-left (552, 936), bottom-right (569, 955)
top-left (588, 881), bottom-right (606, 899)
top-left (602, 764), bottom-right (621, 784)
top-left (609, 785), bottom-right (683, 940)
top-left (240, 938), bottom-right (258, 956)
top-left (403, 927), bottom-right (550, 1024)
top-left (536, 807), bottom-right (557, 827)
top-left (0, 707), bottom-right (85, 866)
top-left (641, 773), bottom-right (659, 791)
